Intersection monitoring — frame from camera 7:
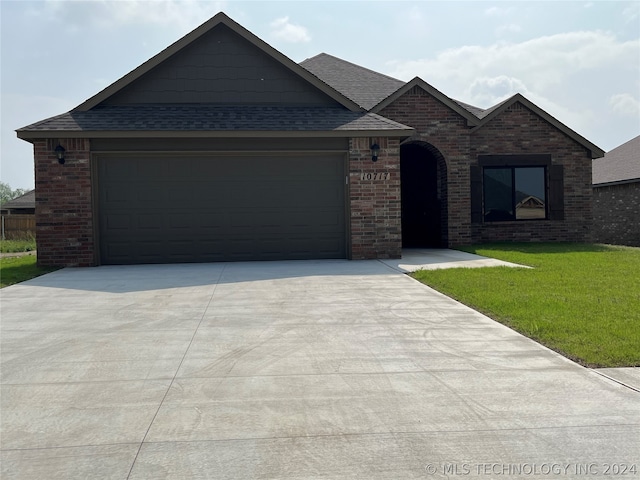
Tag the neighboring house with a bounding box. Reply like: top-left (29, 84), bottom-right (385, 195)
top-left (592, 135), bottom-right (640, 247)
top-left (16, 13), bottom-right (604, 267)
top-left (0, 189), bottom-right (35, 215)
top-left (0, 189), bottom-right (35, 239)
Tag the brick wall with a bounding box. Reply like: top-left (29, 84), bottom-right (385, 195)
top-left (470, 103), bottom-right (593, 244)
top-left (380, 86), bottom-right (472, 246)
top-left (349, 137), bottom-right (402, 259)
top-left (34, 138), bottom-right (95, 267)
top-left (593, 182), bottom-right (640, 247)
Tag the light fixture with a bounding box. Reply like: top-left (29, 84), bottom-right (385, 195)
top-left (55, 144), bottom-right (65, 164)
top-left (370, 143), bottom-right (380, 162)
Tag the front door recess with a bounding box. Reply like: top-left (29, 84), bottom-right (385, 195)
top-left (400, 143), bottom-right (443, 247)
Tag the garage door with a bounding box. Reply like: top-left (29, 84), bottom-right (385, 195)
top-left (98, 154), bottom-right (346, 264)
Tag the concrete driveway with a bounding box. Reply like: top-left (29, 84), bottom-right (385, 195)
top-left (1, 259), bottom-right (638, 479)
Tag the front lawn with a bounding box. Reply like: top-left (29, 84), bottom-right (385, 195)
top-left (411, 243), bottom-right (640, 368)
top-left (0, 255), bottom-right (58, 288)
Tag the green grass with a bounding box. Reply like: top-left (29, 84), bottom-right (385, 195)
top-left (0, 255), bottom-right (58, 288)
top-left (0, 237), bottom-right (36, 253)
top-left (411, 243), bottom-right (640, 368)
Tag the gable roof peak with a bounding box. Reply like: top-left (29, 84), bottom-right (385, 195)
top-left (473, 93), bottom-right (605, 158)
top-left (372, 76), bottom-right (481, 125)
top-left (74, 12), bottom-right (361, 112)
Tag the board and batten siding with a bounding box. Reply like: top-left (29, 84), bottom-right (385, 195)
top-left (102, 25), bottom-right (337, 106)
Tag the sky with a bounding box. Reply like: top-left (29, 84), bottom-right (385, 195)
top-left (1, 0), bottom-right (639, 190)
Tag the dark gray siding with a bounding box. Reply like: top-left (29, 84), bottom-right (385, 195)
top-left (103, 25), bottom-right (337, 106)
top-left (97, 153), bottom-right (347, 264)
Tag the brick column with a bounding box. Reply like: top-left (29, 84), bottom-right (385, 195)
top-left (349, 137), bottom-right (402, 259)
top-left (34, 138), bottom-right (95, 267)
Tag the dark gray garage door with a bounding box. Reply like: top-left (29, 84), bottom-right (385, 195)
top-left (98, 154), bottom-right (346, 264)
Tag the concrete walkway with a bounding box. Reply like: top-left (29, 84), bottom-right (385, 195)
top-left (1, 259), bottom-right (638, 479)
top-left (380, 248), bottom-right (529, 272)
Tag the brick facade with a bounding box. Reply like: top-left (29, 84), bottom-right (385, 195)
top-left (34, 139), bottom-right (95, 267)
top-left (349, 137), bottom-right (402, 259)
top-left (30, 96), bottom-right (596, 267)
top-left (380, 86), bottom-right (472, 246)
top-left (381, 89), bottom-right (594, 247)
top-left (470, 103), bottom-right (593, 244)
top-left (593, 182), bottom-right (640, 247)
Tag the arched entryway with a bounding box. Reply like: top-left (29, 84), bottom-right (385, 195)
top-left (400, 141), bottom-right (448, 247)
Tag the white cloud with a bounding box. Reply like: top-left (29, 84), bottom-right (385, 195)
top-left (623, 2), bottom-right (640, 23)
top-left (484, 6), bottom-right (513, 17)
top-left (384, 30), bottom-right (640, 140)
top-left (495, 23), bottom-right (522, 36)
top-left (609, 93), bottom-right (640, 116)
top-left (269, 16), bottom-right (311, 43)
top-left (466, 75), bottom-right (528, 105)
top-left (34, 0), bottom-right (225, 32)
top-left (387, 31), bottom-right (639, 97)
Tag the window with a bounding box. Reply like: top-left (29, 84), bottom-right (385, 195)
top-left (470, 155), bottom-right (564, 224)
top-left (483, 166), bottom-right (547, 221)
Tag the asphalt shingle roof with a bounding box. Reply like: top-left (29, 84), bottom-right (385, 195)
top-left (18, 104), bottom-right (413, 134)
top-left (300, 53), bottom-right (493, 119)
top-left (593, 135), bottom-right (640, 185)
top-left (300, 54), bottom-right (406, 111)
top-left (0, 190), bottom-right (35, 210)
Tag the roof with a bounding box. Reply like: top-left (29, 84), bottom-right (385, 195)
top-left (593, 135), bottom-right (640, 186)
top-left (301, 53), bottom-right (406, 110)
top-left (0, 189), bottom-right (35, 210)
top-left (17, 105), bottom-right (413, 138)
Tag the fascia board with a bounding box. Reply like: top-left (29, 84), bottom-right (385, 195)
top-left (17, 129), bottom-right (415, 140)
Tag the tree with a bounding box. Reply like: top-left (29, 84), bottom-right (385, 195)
top-left (0, 182), bottom-right (27, 205)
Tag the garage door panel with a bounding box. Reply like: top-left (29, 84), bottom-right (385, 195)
top-left (103, 214), bottom-right (133, 231)
top-left (99, 154), bottom-right (346, 264)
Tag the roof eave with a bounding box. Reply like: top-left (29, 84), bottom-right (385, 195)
top-left (73, 13), bottom-right (362, 113)
top-left (472, 94), bottom-right (606, 159)
top-left (593, 178), bottom-right (640, 188)
top-left (16, 129), bottom-right (415, 140)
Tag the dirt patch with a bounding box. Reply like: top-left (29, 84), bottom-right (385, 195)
top-left (0, 250), bottom-right (37, 259)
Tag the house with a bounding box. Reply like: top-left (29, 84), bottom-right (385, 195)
top-left (16, 13), bottom-right (604, 267)
top-left (0, 189), bottom-right (35, 239)
top-left (0, 189), bottom-right (35, 215)
top-left (592, 135), bottom-right (640, 247)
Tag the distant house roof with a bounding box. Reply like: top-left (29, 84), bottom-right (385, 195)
top-left (0, 189), bottom-right (35, 211)
top-left (593, 135), bottom-right (640, 186)
top-left (17, 105), bottom-right (413, 138)
top-left (300, 53), bottom-right (406, 111)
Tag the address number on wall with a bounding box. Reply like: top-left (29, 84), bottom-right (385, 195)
top-left (360, 172), bottom-right (391, 181)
